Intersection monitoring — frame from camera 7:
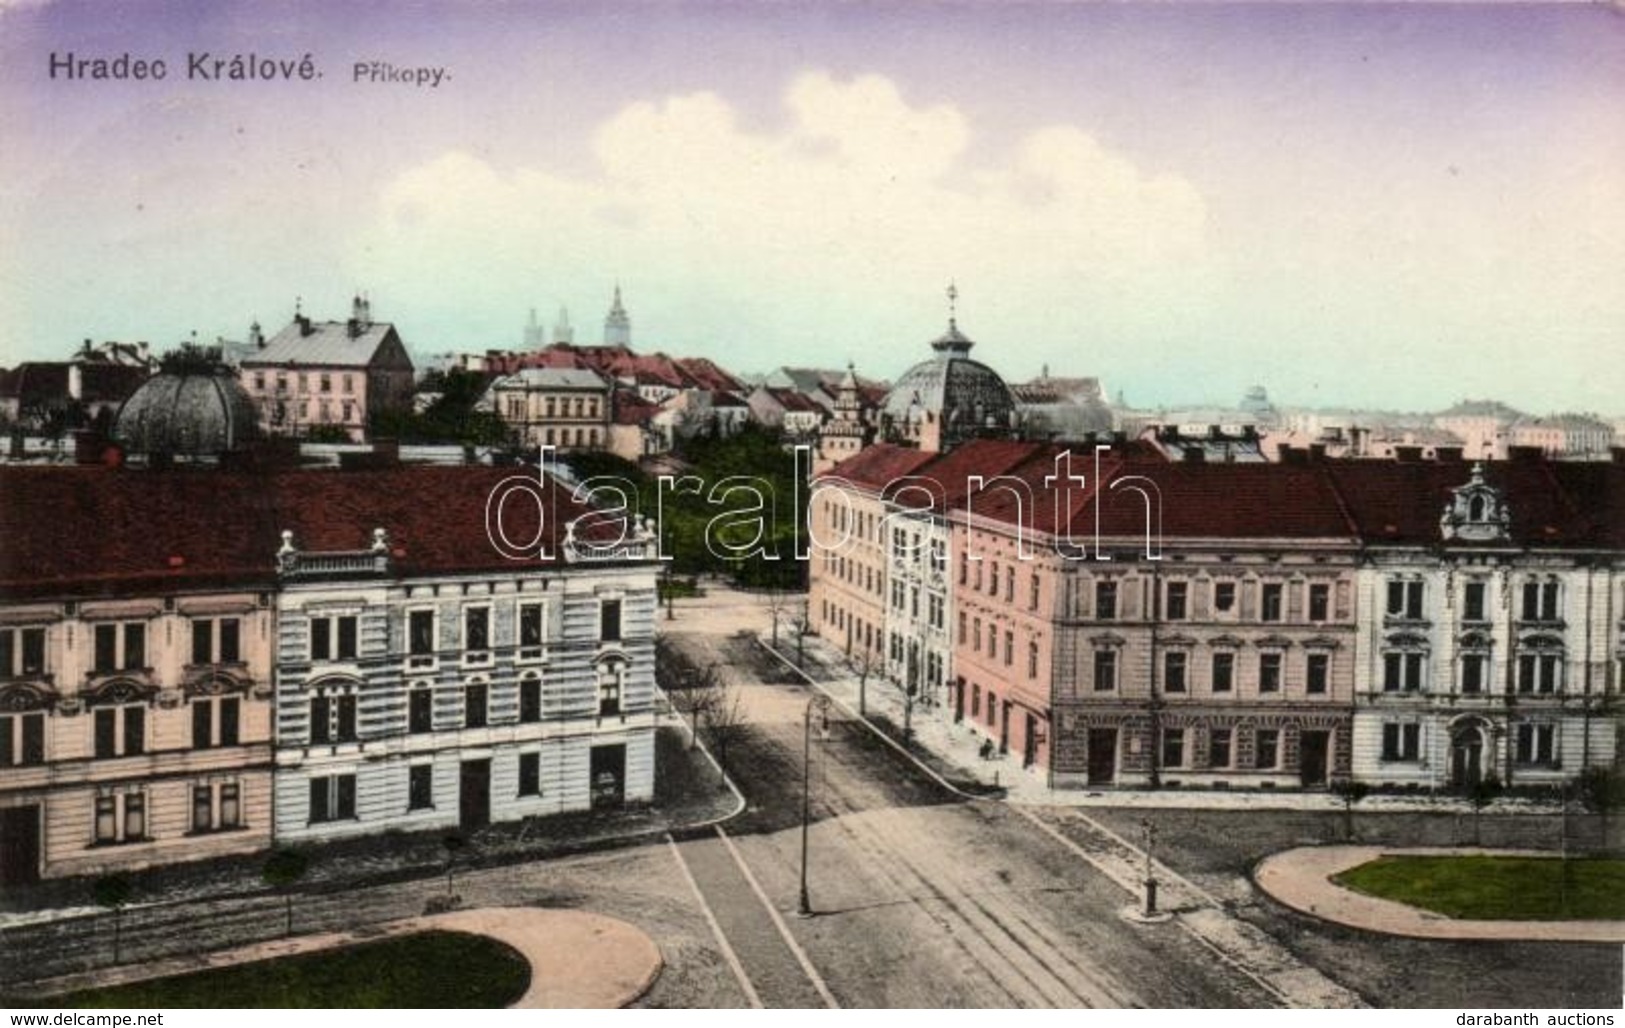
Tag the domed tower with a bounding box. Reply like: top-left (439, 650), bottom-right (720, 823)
top-left (880, 285), bottom-right (1015, 453)
top-left (113, 345), bottom-right (260, 463)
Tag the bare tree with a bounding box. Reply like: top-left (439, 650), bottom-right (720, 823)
top-left (700, 684), bottom-right (749, 773)
top-left (850, 647), bottom-right (881, 718)
top-left (765, 588), bottom-right (791, 649)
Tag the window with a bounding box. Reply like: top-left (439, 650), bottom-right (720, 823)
top-left (1030, 573), bottom-right (1041, 611)
top-left (1517, 653), bottom-right (1561, 694)
top-left (191, 696), bottom-right (240, 748)
top-left (1515, 723), bottom-right (1556, 765)
top-left (1261, 584), bottom-right (1284, 623)
top-left (1165, 582), bottom-right (1188, 621)
top-left (600, 599), bottom-right (623, 643)
top-left (1306, 653), bottom-right (1329, 695)
top-left (94, 791), bottom-right (146, 844)
top-left (190, 617), bottom-right (242, 665)
top-left (1463, 581), bottom-right (1487, 622)
top-left (409, 686), bottom-right (433, 733)
top-left (517, 601), bottom-right (546, 660)
top-left (1461, 653), bottom-right (1486, 694)
top-left (461, 682), bottom-right (488, 728)
top-left (518, 752), bottom-right (541, 797)
top-left (310, 615), bottom-right (358, 661)
top-left (1258, 653), bottom-right (1282, 693)
top-left (519, 675), bottom-right (542, 723)
top-left (463, 607), bottom-right (492, 664)
top-left (408, 610), bottom-right (436, 667)
top-left (309, 689), bottom-right (357, 744)
top-left (958, 612), bottom-right (967, 645)
top-left (972, 617), bottom-right (981, 652)
top-left (959, 552), bottom-right (968, 585)
top-left (1093, 650), bottom-right (1117, 691)
top-left (308, 774), bottom-right (357, 823)
top-left (928, 594), bottom-right (944, 630)
top-left (988, 561), bottom-right (999, 596)
top-left (1209, 728), bottom-right (1232, 769)
top-left (0, 627), bottom-right (47, 676)
top-left (1521, 581), bottom-right (1561, 622)
top-left (320, 373), bottom-right (332, 393)
top-left (1309, 584), bottom-right (1330, 623)
top-left (930, 539), bottom-right (946, 576)
top-left (191, 781), bottom-right (242, 833)
top-left (1386, 579), bottom-right (1424, 620)
top-left (1164, 652), bottom-right (1188, 693)
top-left (971, 683), bottom-right (981, 718)
top-left (1255, 729), bottom-right (1280, 770)
top-left (1028, 641), bottom-right (1039, 679)
top-left (1211, 652), bottom-right (1234, 693)
top-left (1005, 567), bottom-right (1015, 603)
top-left (1095, 581), bottom-right (1117, 620)
top-left (93, 622), bottom-right (146, 672)
top-left (408, 765), bottom-right (434, 810)
top-left (1161, 729), bottom-right (1186, 769)
top-left (1213, 581), bottom-right (1236, 613)
top-left (1003, 631), bottom-right (1014, 667)
top-left (1382, 651), bottom-right (1425, 692)
top-left (0, 713), bottom-right (45, 766)
top-left (598, 660), bottom-right (624, 717)
top-left (1381, 723), bottom-right (1421, 762)
top-left (93, 704), bottom-right (145, 758)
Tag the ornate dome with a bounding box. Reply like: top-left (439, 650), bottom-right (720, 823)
top-left (881, 321), bottom-right (1016, 451)
top-left (113, 360), bottom-right (259, 460)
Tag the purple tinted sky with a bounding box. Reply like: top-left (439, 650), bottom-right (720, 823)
top-left (2, 0), bottom-right (1621, 412)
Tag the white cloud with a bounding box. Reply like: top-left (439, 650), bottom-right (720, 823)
top-left (349, 71), bottom-right (1212, 374)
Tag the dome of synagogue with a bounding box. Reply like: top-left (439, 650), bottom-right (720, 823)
top-left (114, 348), bottom-right (259, 460)
top-left (881, 320), bottom-right (1016, 444)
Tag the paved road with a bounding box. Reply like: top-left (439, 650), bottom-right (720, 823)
top-left (662, 624), bottom-right (1286, 1008)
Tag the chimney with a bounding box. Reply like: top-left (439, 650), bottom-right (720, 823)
top-left (298, 314), bottom-right (313, 337)
top-left (249, 321), bottom-right (264, 349)
top-left (82, 338), bottom-right (92, 357)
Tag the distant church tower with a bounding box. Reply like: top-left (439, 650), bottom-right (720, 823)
top-left (603, 285), bottom-right (631, 347)
top-left (523, 308), bottom-right (546, 349)
top-left (815, 361), bottom-right (874, 474)
top-left (553, 306), bottom-right (575, 345)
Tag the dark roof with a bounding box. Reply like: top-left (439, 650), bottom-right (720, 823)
top-left (0, 362), bottom-right (149, 407)
top-left (0, 464), bottom-right (623, 601)
top-left (610, 389), bottom-right (661, 426)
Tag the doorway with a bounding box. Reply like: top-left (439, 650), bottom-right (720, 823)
top-left (1299, 730), bottom-right (1330, 787)
top-left (0, 806), bottom-right (41, 885)
top-left (459, 759), bottom-right (491, 831)
top-left (1450, 725), bottom-right (1485, 789)
top-left (590, 744), bottom-right (626, 809)
top-left (1086, 728), bottom-right (1117, 785)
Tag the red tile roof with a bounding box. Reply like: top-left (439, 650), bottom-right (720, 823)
top-left (0, 464), bottom-right (623, 600)
top-left (818, 443), bottom-right (935, 492)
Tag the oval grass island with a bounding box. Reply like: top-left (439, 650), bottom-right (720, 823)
top-left (1333, 854), bottom-right (1625, 922)
top-left (62, 930), bottom-right (531, 1008)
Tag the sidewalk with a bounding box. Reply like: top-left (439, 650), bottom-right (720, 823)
top-left (1254, 846), bottom-right (1625, 943)
top-left (765, 630), bottom-right (1571, 816)
top-left (0, 720), bottom-right (741, 930)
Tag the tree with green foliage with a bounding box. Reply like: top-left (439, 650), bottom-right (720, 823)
top-left (92, 873), bottom-right (133, 963)
top-left (262, 848), bottom-right (309, 937)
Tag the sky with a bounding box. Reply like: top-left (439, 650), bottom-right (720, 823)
top-left (1, 0), bottom-right (1621, 414)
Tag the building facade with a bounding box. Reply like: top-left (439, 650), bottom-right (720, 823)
top-left (487, 367), bottom-right (612, 451)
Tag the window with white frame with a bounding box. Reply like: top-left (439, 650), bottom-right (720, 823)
top-left (309, 685), bottom-right (358, 744)
top-left (515, 601), bottom-right (545, 663)
top-left (1093, 649), bottom-right (1117, 691)
top-left (1306, 652), bottom-right (1330, 695)
top-left (191, 617), bottom-right (242, 665)
top-left (1381, 722), bottom-right (1421, 761)
top-left (598, 659), bottom-right (625, 717)
top-left (310, 614), bottom-right (358, 662)
top-left (1463, 580), bottom-right (1488, 623)
top-left (1382, 649), bottom-right (1426, 692)
top-left (1208, 727), bottom-right (1232, 768)
top-left (1520, 580), bottom-right (1561, 623)
top-left (519, 672), bottom-right (542, 723)
top-left (0, 626), bottom-right (47, 677)
top-left (1164, 651), bottom-right (1188, 693)
top-left (191, 695), bottom-right (240, 749)
top-left (1161, 728), bottom-right (1186, 769)
top-left (1211, 652), bottom-right (1235, 693)
top-left (92, 621), bottom-right (147, 672)
top-left (1515, 723), bottom-right (1556, 765)
top-left (1258, 652), bottom-right (1283, 693)
top-left (1255, 729), bottom-right (1280, 769)
top-left (600, 599), bottom-right (623, 644)
top-left (408, 764), bottom-right (434, 810)
top-left (1517, 649), bottom-right (1562, 694)
top-left (1386, 578), bottom-right (1425, 621)
top-left (308, 774), bottom-right (357, 823)
top-left (190, 780), bottom-right (242, 833)
top-left (463, 606), bottom-right (491, 664)
top-left (94, 790), bottom-right (146, 844)
top-left (0, 712), bottom-right (45, 766)
top-left (407, 609), bottom-right (437, 669)
top-left (464, 681), bottom-right (488, 728)
top-left (518, 752), bottom-right (541, 797)
top-left (93, 703), bottom-right (145, 758)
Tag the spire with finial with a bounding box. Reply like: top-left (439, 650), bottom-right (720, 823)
top-left (604, 283), bottom-right (631, 346)
top-left (930, 281), bottom-right (973, 356)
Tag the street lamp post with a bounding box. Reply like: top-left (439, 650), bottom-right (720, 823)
top-left (1142, 818), bottom-right (1159, 917)
top-left (798, 694), bottom-right (832, 918)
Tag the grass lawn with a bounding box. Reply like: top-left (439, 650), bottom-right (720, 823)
top-left (60, 930), bottom-right (530, 1008)
top-left (1333, 855), bottom-right (1625, 921)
